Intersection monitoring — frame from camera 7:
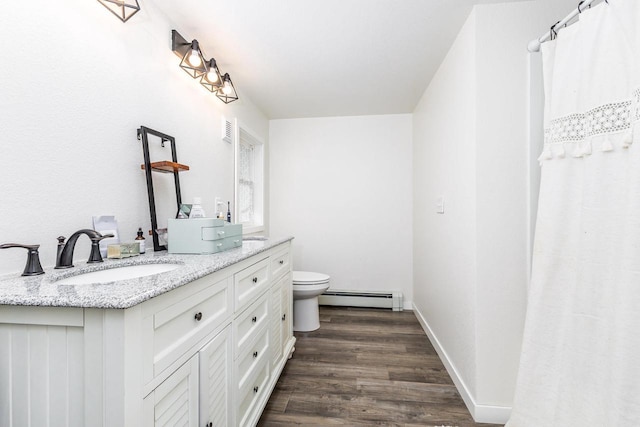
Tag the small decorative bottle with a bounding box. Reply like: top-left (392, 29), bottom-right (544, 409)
top-left (227, 201), bottom-right (231, 223)
top-left (136, 227), bottom-right (146, 254)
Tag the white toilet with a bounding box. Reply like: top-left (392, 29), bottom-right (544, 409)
top-left (292, 271), bottom-right (330, 332)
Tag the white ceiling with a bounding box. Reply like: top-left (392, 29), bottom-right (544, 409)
top-left (152, 0), bottom-right (526, 119)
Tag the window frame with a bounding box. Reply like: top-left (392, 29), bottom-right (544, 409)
top-left (234, 121), bottom-right (265, 234)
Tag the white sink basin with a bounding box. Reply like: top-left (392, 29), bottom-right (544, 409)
top-left (56, 263), bottom-right (180, 285)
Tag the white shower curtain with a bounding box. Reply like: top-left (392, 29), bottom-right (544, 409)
top-left (508, 2), bottom-right (640, 426)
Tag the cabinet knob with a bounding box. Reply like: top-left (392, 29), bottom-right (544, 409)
top-left (252, 277), bottom-right (258, 283)
top-left (194, 312), bottom-right (203, 321)
top-left (253, 386), bottom-right (259, 393)
top-left (252, 316), bottom-right (257, 323)
top-left (282, 313), bottom-right (286, 321)
top-left (279, 260), bottom-right (284, 265)
top-left (253, 351), bottom-right (258, 358)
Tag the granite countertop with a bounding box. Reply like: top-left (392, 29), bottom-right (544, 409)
top-left (0, 237), bottom-right (293, 310)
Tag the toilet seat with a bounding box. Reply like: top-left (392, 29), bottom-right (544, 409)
top-left (292, 282), bottom-right (330, 293)
top-left (293, 271), bottom-right (330, 285)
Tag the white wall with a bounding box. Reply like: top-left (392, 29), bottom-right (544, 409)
top-left (0, 0), bottom-right (268, 275)
top-left (473, 2), bottom-right (535, 407)
top-left (412, 8), bottom-right (478, 403)
top-left (270, 115), bottom-right (413, 307)
top-left (412, 0), bottom-right (578, 423)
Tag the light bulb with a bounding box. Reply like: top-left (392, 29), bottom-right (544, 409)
top-left (205, 70), bottom-right (219, 84)
top-left (223, 80), bottom-right (233, 95)
top-left (187, 49), bottom-right (201, 67)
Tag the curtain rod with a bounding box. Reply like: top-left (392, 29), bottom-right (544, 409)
top-left (527, 0), bottom-right (599, 52)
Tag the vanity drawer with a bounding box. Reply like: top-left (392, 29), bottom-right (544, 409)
top-left (205, 235), bottom-right (242, 253)
top-left (237, 356), bottom-right (270, 427)
top-left (201, 226), bottom-right (228, 241)
top-left (151, 276), bottom-right (232, 377)
top-left (270, 246), bottom-right (291, 281)
top-left (236, 327), bottom-right (269, 390)
top-left (223, 235), bottom-right (242, 250)
top-left (201, 223), bottom-right (243, 242)
top-left (234, 293), bottom-right (269, 358)
top-left (234, 257), bottom-right (270, 312)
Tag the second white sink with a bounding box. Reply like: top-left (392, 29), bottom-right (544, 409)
top-left (56, 263), bottom-right (180, 285)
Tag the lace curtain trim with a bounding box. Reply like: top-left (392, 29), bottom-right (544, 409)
top-left (539, 88), bottom-right (640, 163)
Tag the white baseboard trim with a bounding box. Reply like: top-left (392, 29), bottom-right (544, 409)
top-left (412, 303), bottom-right (512, 425)
top-left (475, 403), bottom-right (512, 425)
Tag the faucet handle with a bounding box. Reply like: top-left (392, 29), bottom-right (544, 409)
top-left (87, 233), bottom-right (114, 263)
top-left (55, 236), bottom-right (66, 269)
top-left (0, 243), bottom-right (45, 276)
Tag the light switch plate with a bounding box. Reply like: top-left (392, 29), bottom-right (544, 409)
top-left (436, 196), bottom-right (445, 214)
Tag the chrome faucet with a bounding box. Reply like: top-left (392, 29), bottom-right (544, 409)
top-left (55, 229), bottom-right (114, 269)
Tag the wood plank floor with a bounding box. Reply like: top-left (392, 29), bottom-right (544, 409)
top-left (258, 306), bottom-right (503, 427)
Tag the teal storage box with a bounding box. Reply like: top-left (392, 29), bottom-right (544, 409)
top-left (168, 218), bottom-right (242, 254)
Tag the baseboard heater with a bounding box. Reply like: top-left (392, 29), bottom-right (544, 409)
top-left (319, 291), bottom-right (403, 311)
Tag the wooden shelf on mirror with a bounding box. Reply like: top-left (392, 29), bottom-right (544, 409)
top-left (140, 161), bottom-right (190, 174)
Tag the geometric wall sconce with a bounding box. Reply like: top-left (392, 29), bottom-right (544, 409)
top-left (96, 0), bottom-right (141, 23)
top-left (216, 73), bottom-right (239, 104)
top-left (171, 29), bottom-right (239, 103)
top-left (172, 31), bottom-right (207, 78)
top-left (200, 58), bottom-right (223, 92)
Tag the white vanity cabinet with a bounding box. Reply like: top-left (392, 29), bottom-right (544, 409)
top-left (0, 240), bottom-right (294, 427)
top-left (140, 267), bottom-right (235, 427)
top-left (269, 244), bottom-right (292, 371)
top-left (144, 324), bottom-right (233, 427)
top-left (231, 247), bottom-right (288, 427)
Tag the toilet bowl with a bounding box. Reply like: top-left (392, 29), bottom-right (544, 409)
top-left (292, 271), bottom-right (330, 332)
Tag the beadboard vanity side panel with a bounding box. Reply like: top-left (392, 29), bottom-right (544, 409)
top-left (0, 319), bottom-right (84, 427)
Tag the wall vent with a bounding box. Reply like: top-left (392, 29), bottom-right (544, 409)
top-left (319, 291), bottom-right (403, 311)
top-left (222, 117), bottom-right (233, 143)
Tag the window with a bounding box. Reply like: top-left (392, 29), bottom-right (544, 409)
top-left (235, 124), bottom-right (264, 233)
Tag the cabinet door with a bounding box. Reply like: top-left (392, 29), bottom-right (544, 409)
top-left (269, 280), bottom-right (283, 369)
top-left (199, 325), bottom-right (232, 427)
top-left (270, 272), bottom-right (292, 369)
top-left (280, 272), bottom-right (292, 351)
top-left (146, 355), bottom-right (199, 427)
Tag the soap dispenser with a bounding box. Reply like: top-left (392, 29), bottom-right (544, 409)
top-left (135, 227), bottom-right (146, 254)
top-left (190, 197), bottom-right (206, 218)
